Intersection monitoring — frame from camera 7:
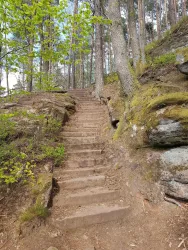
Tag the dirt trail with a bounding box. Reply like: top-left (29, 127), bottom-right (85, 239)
top-left (5, 89), bottom-right (187, 250)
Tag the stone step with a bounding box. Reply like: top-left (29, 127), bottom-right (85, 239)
top-left (68, 122), bottom-right (102, 127)
top-left (59, 175), bottom-right (105, 190)
top-left (61, 131), bottom-right (98, 137)
top-left (66, 158), bottom-right (104, 168)
top-left (67, 149), bottom-right (102, 158)
top-left (62, 127), bottom-right (99, 133)
top-left (61, 167), bottom-right (108, 178)
top-left (56, 188), bottom-right (119, 207)
top-left (66, 142), bottom-right (104, 150)
top-left (73, 114), bottom-right (106, 119)
top-left (56, 205), bottom-right (129, 230)
top-left (63, 136), bottom-right (97, 144)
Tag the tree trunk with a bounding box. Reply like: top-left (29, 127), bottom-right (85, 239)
top-left (182, 0), bottom-right (187, 16)
top-left (138, 0), bottom-right (146, 64)
top-left (169, 0), bottom-right (177, 26)
top-left (156, 0), bottom-right (161, 39)
top-left (107, 0), bottom-right (133, 96)
top-left (89, 31), bottom-right (94, 84)
top-left (27, 36), bottom-right (34, 92)
top-left (72, 0), bottom-right (78, 89)
top-left (0, 45), bottom-right (2, 87)
top-left (164, 0), bottom-right (168, 29)
top-left (95, 0), bottom-right (104, 98)
top-left (127, 0), bottom-right (140, 68)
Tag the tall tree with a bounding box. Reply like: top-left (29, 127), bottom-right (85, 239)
top-left (127, 0), bottom-right (140, 69)
top-left (169, 0), bottom-right (177, 26)
top-left (94, 0), bottom-right (104, 98)
top-left (107, 0), bottom-right (133, 96)
top-left (156, 0), bottom-right (161, 39)
top-left (138, 0), bottom-right (146, 64)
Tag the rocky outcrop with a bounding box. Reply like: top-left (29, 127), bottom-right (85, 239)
top-left (160, 147), bottom-right (188, 170)
top-left (160, 147), bottom-right (188, 200)
top-left (148, 119), bottom-right (188, 147)
top-left (177, 61), bottom-right (188, 75)
top-left (148, 17), bottom-right (188, 57)
top-left (161, 170), bottom-right (188, 200)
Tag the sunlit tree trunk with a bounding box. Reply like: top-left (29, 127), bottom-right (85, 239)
top-left (138, 0), bottom-right (146, 64)
top-left (107, 0), bottom-right (133, 96)
top-left (72, 0), bottom-right (78, 89)
top-left (95, 0), bottom-right (104, 98)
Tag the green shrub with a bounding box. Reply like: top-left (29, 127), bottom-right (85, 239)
top-left (39, 144), bottom-right (65, 166)
top-left (152, 53), bottom-right (176, 67)
top-left (0, 113), bottom-right (16, 141)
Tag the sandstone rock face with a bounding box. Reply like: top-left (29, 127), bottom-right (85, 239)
top-left (148, 119), bottom-right (188, 147)
top-left (160, 147), bottom-right (188, 200)
top-left (160, 147), bottom-right (188, 170)
top-left (161, 170), bottom-right (188, 200)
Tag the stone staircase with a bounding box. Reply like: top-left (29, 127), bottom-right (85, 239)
top-left (53, 89), bottom-right (128, 231)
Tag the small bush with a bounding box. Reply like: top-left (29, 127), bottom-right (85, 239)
top-left (39, 144), bottom-right (65, 166)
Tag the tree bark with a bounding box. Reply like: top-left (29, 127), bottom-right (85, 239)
top-left (156, 0), bottom-right (161, 39)
top-left (89, 30), bottom-right (94, 84)
top-left (27, 36), bottom-right (34, 92)
top-left (94, 0), bottom-right (104, 98)
top-left (182, 0), bottom-right (187, 16)
top-left (107, 0), bottom-right (133, 96)
top-left (164, 0), bottom-right (168, 29)
top-left (169, 0), bottom-right (177, 26)
top-left (138, 0), bottom-right (146, 64)
top-left (127, 0), bottom-right (140, 68)
top-left (72, 0), bottom-right (78, 89)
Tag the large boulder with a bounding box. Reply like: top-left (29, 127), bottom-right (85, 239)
top-left (160, 147), bottom-right (188, 200)
top-left (160, 147), bottom-right (188, 171)
top-left (148, 119), bottom-right (188, 147)
top-left (161, 170), bottom-right (188, 200)
top-left (177, 61), bottom-right (188, 75)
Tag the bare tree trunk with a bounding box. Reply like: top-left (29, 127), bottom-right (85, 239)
top-left (27, 36), bottom-right (34, 92)
top-left (95, 0), bottom-right (104, 98)
top-left (107, 0), bottom-right (133, 96)
top-left (169, 0), bottom-right (177, 26)
top-left (80, 54), bottom-right (84, 89)
top-left (138, 0), bottom-right (146, 64)
top-left (164, 0), bottom-right (168, 29)
top-left (72, 0), bottom-right (78, 89)
top-left (182, 0), bottom-right (187, 16)
top-left (89, 31), bottom-right (94, 84)
top-left (156, 0), bottom-right (161, 39)
top-left (127, 0), bottom-right (140, 69)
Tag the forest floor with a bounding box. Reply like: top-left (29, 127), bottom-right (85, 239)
top-left (1, 85), bottom-right (188, 250)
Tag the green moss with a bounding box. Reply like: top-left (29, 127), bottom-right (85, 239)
top-left (113, 116), bottom-right (125, 140)
top-left (129, 85), bottom-right (161, 126)
top-left (32, 173), bottom-right (53, 196)
top-left (152, 53), bottom-right (176, 67)
top-left (110, 98), bottom-right (126, 117)
top-left (164, 107), bottom-right (188, 123)
top-left (104, 72), bottom-right (119, 85)
top-left (147, 92), bottom-right (188, 111)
